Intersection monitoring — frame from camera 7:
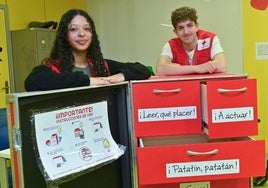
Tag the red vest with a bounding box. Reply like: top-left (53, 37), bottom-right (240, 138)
top-left (46, 58), bottom-right (110, 76)
top-left (168, 30), bottom-right (215, 65)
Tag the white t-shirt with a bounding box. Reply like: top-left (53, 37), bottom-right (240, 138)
top-left (160, 36), bottom-right (224, 65)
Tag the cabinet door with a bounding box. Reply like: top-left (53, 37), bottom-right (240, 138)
top-left (36, 30), bottom-right (55, 63)
top-left (137, 137), bottom-right (265, 185)
top-left (132, 80), bottom-right (202, 137)
top-left (11, 29), bottom-right (56, 92)
top-left (0, 6), bottom-right (11, 108)
top-left (201, 78), bottom-right (258, 138)
top-left (138, 178), bottom-right (250, 188)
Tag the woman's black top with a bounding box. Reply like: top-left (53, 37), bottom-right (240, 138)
top-left (24, 59), bottom-right (151, 91)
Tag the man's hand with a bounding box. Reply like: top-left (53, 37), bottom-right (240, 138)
top-left (195, 61), bottom-right (217, 74)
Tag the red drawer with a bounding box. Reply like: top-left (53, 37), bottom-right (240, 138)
top-left (201, 79), bottom-right (258, 138)
top-left (138, 178), bottom-right (250, 188)
top-left (137, 135), bottom-right (265, 185)
top-left (131, 80), bottom-right (201, 137)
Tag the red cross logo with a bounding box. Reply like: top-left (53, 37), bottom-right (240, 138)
top-left (251, 0), bottom-right (268, 10)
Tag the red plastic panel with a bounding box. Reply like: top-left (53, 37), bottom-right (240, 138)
top-left (137, 138), bottom-right (265, 185)
top-left (132, 80), bottom-right (201, 137)
top-left (201, 79), bottom-right (258, 138)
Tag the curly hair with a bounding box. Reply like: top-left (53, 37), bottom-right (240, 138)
top-left (171, 6), bottom-right (198, 29)
top-left (49, 9), bottom-right (108, 76)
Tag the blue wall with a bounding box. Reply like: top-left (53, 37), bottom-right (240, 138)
top-left (0, 108), bottom-right (9, 150)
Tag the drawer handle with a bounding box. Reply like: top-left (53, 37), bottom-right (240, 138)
top-left (187, 149), bottom-right (218, 156)
top-left (217, 87), bottom-right (248, 93)
top-left (153, 88), bottom-right (181, 94)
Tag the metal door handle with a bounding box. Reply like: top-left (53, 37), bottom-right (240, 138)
top-left (218, 87), bottom-right (247, 93)
top-left (153, 88), bottom-right (181, 94)
top-left (2, 80), bottom-right (9, 94)
top-left (187, 149), bottom-right (218, 156)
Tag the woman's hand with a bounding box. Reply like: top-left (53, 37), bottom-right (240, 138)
top-left (105, 73), bottom-right (125, 83)
top-left (90, 77), bottom-right (111, 86)
top-left (90, 73), bottom-right (125, 86)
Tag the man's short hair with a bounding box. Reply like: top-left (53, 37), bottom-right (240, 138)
top-left (171, 6), bottom-right (198, 29)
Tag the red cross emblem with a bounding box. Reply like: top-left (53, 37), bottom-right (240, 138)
top-left (251, 0), bottom-right (268, 10)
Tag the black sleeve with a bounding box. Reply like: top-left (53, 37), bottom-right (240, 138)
top-left (24, 65), bottom-right (90, 91)
top-left (105, 59), bottom-right (151, 81)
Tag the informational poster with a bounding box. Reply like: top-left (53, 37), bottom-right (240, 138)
top-left (33, 101), bottom-right (124, 181)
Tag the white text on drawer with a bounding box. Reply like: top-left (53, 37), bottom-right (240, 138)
top-left (166, 159), bottom-right (240, 178)
top-left (212, 107), bottom-right (254, 123)
top-left (138, 106), bottom-right (197, 122)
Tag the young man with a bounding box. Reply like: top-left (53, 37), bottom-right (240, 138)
top-left (156, 6), bottom-right (227, 75)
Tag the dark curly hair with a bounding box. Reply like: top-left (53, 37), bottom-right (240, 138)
top-left (49, 9), bottom-right (108, 76)
top-left (171, 6), bottom-right (198, 29)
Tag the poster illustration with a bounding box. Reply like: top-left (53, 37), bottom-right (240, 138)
top-left (33, 101), bottom-right (124, 181)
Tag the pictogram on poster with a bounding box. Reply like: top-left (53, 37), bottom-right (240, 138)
top-left (32, 101), bottom-right (125, 182)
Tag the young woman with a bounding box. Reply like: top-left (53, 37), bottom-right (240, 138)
top-left (25, 9), bottom-right (151, 91)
